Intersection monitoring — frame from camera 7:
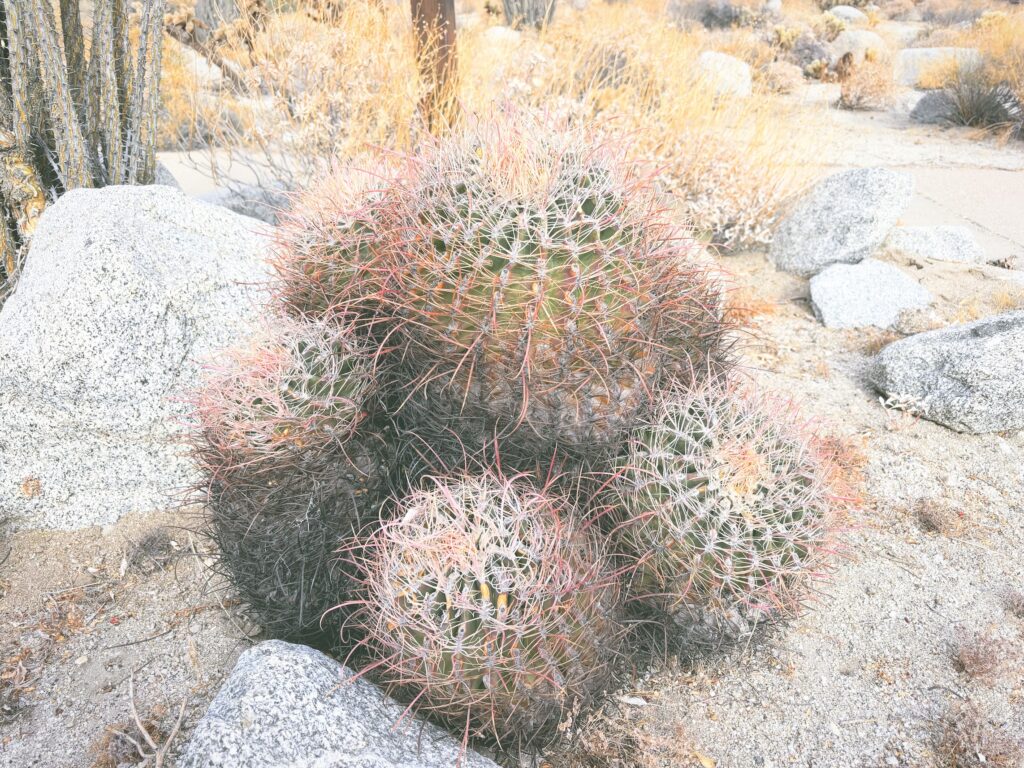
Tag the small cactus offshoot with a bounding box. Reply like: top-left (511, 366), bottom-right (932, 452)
top-left (613, 382), bottom-right (842, 643)
top-left (352, 474), bottom-right (624, 746)
top-left (193, 317), bottom-right (385, 641)
top-left (193, 317), bottom-right (374, 485)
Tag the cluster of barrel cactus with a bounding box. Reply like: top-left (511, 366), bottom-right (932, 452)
top-left (192, 111), bottom-right (848, 748)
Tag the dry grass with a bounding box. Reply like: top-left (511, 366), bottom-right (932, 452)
top-left (914, 498), bottom-right (969, 537)
top-left (953, 630), bottom-right (1020, 682)
top-left (161, 0), bottom-right (824, 250)
top-left (839, 55), bottom-right (897, 110)
top-left (933, 702), bottom-right (1023, 768)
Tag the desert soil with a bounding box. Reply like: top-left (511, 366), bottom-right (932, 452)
top-left (1, 96), bottom-right (1022, 768)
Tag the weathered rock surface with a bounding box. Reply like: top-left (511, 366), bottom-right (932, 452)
top-left (909, 89), bottom-right (955, 124)
top-left (884, 225), bottom-right (985, 263)
top-left (0, 185), bottom-right (270, 530)
top-left (810, 259), bottom-right (932, 328)
top-left (697, 51), bottom-right (753, 98)
top-left (869, 311), bottom-right (1024, 433)
top-left (894, 47), bottom-right (981, 87)
top-left (178, 641), bottom-right (499, 768)
top-left (828, 30), bottom-right (886, 68)
top-left (769, 168), bottom-right (914, 276)
top-left (827, 5), bottom-right (868, 23)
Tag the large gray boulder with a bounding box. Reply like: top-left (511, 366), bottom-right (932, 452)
top-left (827, 5), bottom-right (868, 24)
top-left (828, 30), bottom-right (886, 68)
top-left (178, 641), bottom-right (500, 768)
top-left (0, 186), bottom-right (270, 530)
top-left (884, 225), bottom-right (985, 263)
top-left (810, 259), bottom-right (932, 329)
top-left (696, 51), bottom-right (753, 98)
top-left (895, 47), bottom-right (981, 87)
top-left (769, 168), bottom-right (914, 276)
top-left (869, 311), bottom-right (1024, 433)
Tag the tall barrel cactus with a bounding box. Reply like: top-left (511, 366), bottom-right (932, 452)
top-left (280, 114), bottom-right (729, 466)
top-left (0, 0), bottom-right (163, 295)
top-left (613, 383), bottom-right (843, 644)
top-left (352, 474), bottom-right (624, 745)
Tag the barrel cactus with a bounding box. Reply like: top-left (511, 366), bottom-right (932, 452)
top-left (193, 318), bottom-right (386, 641)
top-left (613, 382), bottom-right (842, 644)
top-left (319, 114), bottom-right (732, 463)
top-left (353, 474), bottom-right (624, 745)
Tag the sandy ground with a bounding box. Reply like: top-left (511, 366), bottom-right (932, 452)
top-left (2, 95), bottom-right (1023, 768)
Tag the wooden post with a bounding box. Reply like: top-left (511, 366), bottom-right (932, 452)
top-left (410, 0), bottom-right (458, 133)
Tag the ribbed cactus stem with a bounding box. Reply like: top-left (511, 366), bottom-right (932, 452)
top-left (354, 474), bottom-right (624, 745)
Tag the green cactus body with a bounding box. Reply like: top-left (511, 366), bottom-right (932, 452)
top-left (614, 383), bottom-right (840, 638)
top-left (356, 475), bottom-right (623, 744)
top-left (373, 116), bottom-right (728, 460)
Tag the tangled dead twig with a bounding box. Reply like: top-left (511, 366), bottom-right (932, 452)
top-left (98, 673), bottom-right (188, 768)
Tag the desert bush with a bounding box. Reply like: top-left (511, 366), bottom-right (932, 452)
top-left (163, 1), bottom-right (821, 251)
top-left (351, 473), bottom-right (624, 747)
top-left (813, 12), bottom-right (847, 42)
top-left (934, 702), bottom-right (1023, 767)
top-left (0, 0), bottom-right (162, 298)
top-left (838, 54), bottom-right (897, 110)
top-left (611, 382), bottom-right (845, 646)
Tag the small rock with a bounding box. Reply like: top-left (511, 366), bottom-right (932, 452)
top-left (828, 30), bottom-right (887, 68)
top-left (884, 225), bottom-right (985, 263)
top-left (827, 5), bottom-right (868, 24)
top-left (697, 51), bottom-right (753, 98)
top-left (810, 259), bottom-right (932, 329)
top-left (909, 89), bottom-right (955, 124)
top-left (178, 641), bottom-right (499, 768)
top-left (894, 47), bottom-right (981, 87)
top-left (869, 310), bottom-right (1024, 433)
top-left (770, 168), bottom-right (914, 276)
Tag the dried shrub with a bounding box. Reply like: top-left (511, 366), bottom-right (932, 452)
top-left (839, 55), bottom-right (897, 110)
top-left (934, 702), bottom-right (1022, 768)
top-left (915, 499), bottom-right (968, 537)
top-left (953, 630), bottom-right (1019, 682)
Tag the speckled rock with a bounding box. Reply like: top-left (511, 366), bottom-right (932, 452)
top-left (827, 5), bottom-right (868, 24)
top-left (828, 30), bottom-right (886, 68)
top-left (810, 259), bottom-right (932, 328)
top-left (909, 90), bottom-right (955, 124)
top-left (0, 185), bottom-right (270, 530)
top-left (884, 225), bottom-right (985, 263)
top-left (696, 51), bottom-right (753, 98)
top-left (869, 311), bottom-right (1024, 433)
top-left (178, 641), bottom-right (500, 768)
top-left (769, 168), bottom-right (913, 276)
